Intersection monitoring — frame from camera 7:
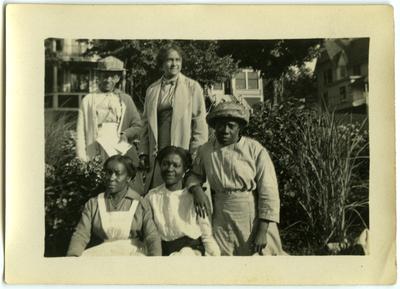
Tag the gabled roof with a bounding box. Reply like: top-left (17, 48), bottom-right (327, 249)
top-left (316, 38), bottom-right (368, 67)
top-left (325, 40), bottom-right (346, 60)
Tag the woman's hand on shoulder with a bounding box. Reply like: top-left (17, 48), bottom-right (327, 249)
top-left (189, 185), bottom-right (211, 218)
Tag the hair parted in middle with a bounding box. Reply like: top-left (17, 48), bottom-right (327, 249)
top-left (156, 44), bottom-right (184, 68)
top-left (156, 145), bottom-right (192, 171)
top-left (103, 155), bottom-right (137, 178)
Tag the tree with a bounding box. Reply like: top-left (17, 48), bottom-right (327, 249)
top-left (282, 65), bottom-right (317, 103)
top-left (85, 40), bottom-right (238, 110)
top-left (218, 39), bottom-right (322, 104)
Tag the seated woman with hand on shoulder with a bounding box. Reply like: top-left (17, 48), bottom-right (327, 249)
top-left (145, 146), bottom-right (220, 256)
top-left (67, 155), bottom-right (161, 257)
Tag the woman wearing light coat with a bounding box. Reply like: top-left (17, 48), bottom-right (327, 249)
top-left (139, 44), bottom-right (208, 192)
top-left (76, 56), bottom-right (142, 163)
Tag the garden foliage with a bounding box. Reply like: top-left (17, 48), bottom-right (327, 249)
top-left (45, 100), bottom-right (369, 256)
top-left (45, 115), bottom-right (105, 256)
top-left (84, 39), bottom-right (238, 110)
top-left (243, 98), bottom-right (369, 254)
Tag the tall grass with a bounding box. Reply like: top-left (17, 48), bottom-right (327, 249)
top-left (45, 112), bottom-right (76, 167)
top-left (293, 112), bottom-right (369, 251)
top-left (244, 99), bottom-right (369, 254)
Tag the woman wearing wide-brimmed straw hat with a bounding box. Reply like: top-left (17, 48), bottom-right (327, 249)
top-left (186, 101), bottom-right (286, 256)
top-left (76, 56), bottom-right (142, 164)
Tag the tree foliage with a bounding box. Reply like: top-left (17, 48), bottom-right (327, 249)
top-left (218, 39), bottom-right (322, 79)
top-left (218, 40), bottom-right (322, 104)
top-left (85, 40), bottom-right (238, 109)
top-left (282, 65), bottom-right (317, 102)
top-left (243, 98), bottom-right (369, 254)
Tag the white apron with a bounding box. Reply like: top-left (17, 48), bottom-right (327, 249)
top-left (96, 123), bottom-right (132, 158)
top-left (82, 193), bottom-right (146, 256)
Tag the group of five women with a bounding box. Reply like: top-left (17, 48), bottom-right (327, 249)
top-left (67, 44), bottom-right (286, 257)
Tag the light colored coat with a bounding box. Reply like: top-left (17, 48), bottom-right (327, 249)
top-left (76, 90), bottom-right (142, 162)
top-left (139, 73), bottom-right (208, 191)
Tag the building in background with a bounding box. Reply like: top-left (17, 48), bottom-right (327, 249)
top-left (45, 39), bottom-right (264, 113)
top-left (209, 68), bottom-right (264, 106)
top-left (45, 38), bottom-right (111, 112)
top-left (45, 38), bottom-right (369, 114)
top-left (315, 38), bottom-right (369, 115)
top-left (45, 38), bottom-right (264, 112)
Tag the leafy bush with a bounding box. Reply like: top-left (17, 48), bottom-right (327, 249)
top-left (45, 117), bottom-right (105, 257)
top-left (243, 98), bottom-right (369, 255)
top-left (45, 99), bottom-right (369, 256)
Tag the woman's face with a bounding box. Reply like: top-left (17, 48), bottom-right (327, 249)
top-left (104, 160), bottom-right (131, 194)
top-left (160, 153), bottom-right (185, 187)
top-left (162, 49), bottom-right (182, 79)
top-left (99, 71), bottom-right (121, 92)
top-left (215, 118), bottom-right (241, 146)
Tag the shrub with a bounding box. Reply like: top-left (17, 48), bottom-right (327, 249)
top-left (45, 116), bottom-right (105, 257)
top-left (44, 98), bottom-right (369, 256)
top-left (243, 98), bottom-right (369, 255)
top-left (45, 113), bottom-right (75, 166)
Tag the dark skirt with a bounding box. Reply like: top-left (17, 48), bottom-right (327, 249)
top-left (161, 236), bottom-right (205, 256)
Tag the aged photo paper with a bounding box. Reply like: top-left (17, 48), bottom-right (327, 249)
top-left (5, 4), bottom-right (395, 284)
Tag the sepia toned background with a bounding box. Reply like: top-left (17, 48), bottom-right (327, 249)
top-left (6, 4), bottom-right (395, 284)
top-left (44, 37), bottom-right (369, 258)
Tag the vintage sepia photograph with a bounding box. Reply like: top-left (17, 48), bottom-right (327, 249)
top-left (6, 4), bottom-right (395, 285)
top-left (44, 38), bottom-right (370, 258)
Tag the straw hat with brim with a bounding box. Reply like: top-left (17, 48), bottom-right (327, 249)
top-left (95, 56), bottom-right (125, 72)
top-left (206, 101), bottom-right (250, 128)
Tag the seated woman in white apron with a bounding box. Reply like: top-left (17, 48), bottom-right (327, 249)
top-left (145, 146), bottom-right (220, 256)
top-left (67, 155), bottom-right (162, 256)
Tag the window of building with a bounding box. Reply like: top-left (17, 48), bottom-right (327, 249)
top-left (339, 86), bottom-right (346, 100)
top-left (57, 67), bottom-right (64, 92)
top-left (235, 70), bottom-right (260, 90)
top-left (338, 66), bottom-right (347, 79)
top-left (353, 65), bottom-right (361, 76)
top-left (247, 71), bottom-right (259, 89)
top-left (323, 69), bottom-right (333, 85)
top-left (71, 71), bottom-right (90, 92)
top-left (224, 80), bottom-right (231, 95)
top-left (235, 72), bottom-right (246, 89)
top-left (55, 39), bottom-right (63, 52)
top-left (77, 40), bottom-right (89, 55)
top-left (45, 65), bottom-right (53, 93)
